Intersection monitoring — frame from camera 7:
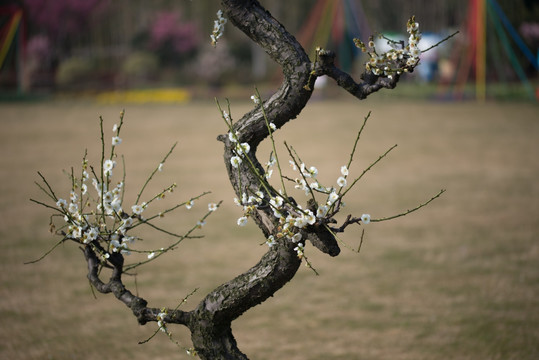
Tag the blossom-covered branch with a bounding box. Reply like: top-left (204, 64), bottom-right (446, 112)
top-left (312, 16), bottom-right (424, 99)
top-left (32, 110), bottom-right (220, 351)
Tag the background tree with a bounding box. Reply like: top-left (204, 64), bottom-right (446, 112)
top-left (32, 0), bottom-right (445, 358)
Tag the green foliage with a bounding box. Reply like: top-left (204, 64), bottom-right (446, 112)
top-left (55, 57), bottom-right (94, 87)
top-left (122, 52), bottom-right (160, 80)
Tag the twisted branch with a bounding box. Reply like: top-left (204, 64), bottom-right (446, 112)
top-left (313, 50), bottom-right (402, 99)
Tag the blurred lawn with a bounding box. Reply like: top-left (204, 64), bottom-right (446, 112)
top-left (0, 98), bottom-right (538, 359)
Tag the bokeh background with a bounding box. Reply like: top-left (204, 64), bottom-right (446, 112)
top-left (1, 0), bottom-right (538, 100)
top-left (1, 1), bottom-right (538, 359)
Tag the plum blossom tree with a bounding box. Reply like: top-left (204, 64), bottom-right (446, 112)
top-left (32, 0), bottom-right (449, 358)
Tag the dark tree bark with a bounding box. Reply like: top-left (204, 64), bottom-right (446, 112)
top-left (81, 1), bottom-right (412, 359)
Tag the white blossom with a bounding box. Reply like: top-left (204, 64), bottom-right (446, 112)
top-left (294, 178), bottom-right (308, 192)
top-left (291, 232), bottom-right (302, 243)
top-left (112, 136), bottom-right (122, 146)
top-left (236, 142), bottom-right (250, 155)
top-left (294, 242), bottom-right (304, 258)
top-left (361, 214), bottom-right (371, 224)
top-left (266, 235), bottom-right (276, 247)
top-left (222, 111), bottom-right (231, 123)
top-left (301, 164), bottom-right (318, 178)
top-left (211, 9), bottom-right (227, 46)
top-left (156, 311), bottom-right (168, 332)
top-left (289, 160), bottom-right (297, 171)
top-left (254, 191), bottom-right (264, 202)
top-left (122, 217), bottom-right (134, 229)
top-left (109, 239), bottom-right (121, 252)
top-left (270, 196), bottom-right (284, 209)
top-left (68, 202), bottom-right (78, 214)
top-left (316, 205), bottom-right (329, 218)
top-left (132, 203), bottom-right (146, 215)
top-left (71, 225), bottom-right (82, 239)
top-left (85, 227), bottom-right (99, 242)
top-left (230, 156), bottom-right (242, 168)
top-left (237, 216), bottom-right (248, 226)
top-left (266, 154), bottom-right (276, 167)
top-left (110, 197), bottom-right (122, 213)
top-left (327, 191), bottom-right (339, 205)
top-left (103, 159), bottom-right (115, 176)
top-left (228, 131), bottom-right (239, 143)
top-left (304, 210), bottom-right (316, 225)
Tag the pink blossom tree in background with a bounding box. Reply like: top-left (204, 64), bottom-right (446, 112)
top-left (24, 0), bottom-right (110, 46)
top-left (148, 11), bottom-right (199, 65)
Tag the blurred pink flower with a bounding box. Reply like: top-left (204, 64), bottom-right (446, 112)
top-left (26, 34), bottom-right (51, 61)
top-left (24, 0), bottom-right (110, 36)
top-left (149, 12), bottom-right (198, 55)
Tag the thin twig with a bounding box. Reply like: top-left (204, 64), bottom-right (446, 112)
top-left (322, 223), bottom-right (357, 253)
top-left (346, 111), bottom-right (371, 171)
top-left (340, 144), bottom-right (398, 199)
top-left (29, 198), bottom-right (62, 213)
top-left (172, 287), bottom-right (199, 312)
top-left (125, 200), bottom-right (223, 271)
top-left (24, 238), bottom-right (66, 264)
top-left (36, 171), bottom-right (58, 201)
top-left (142, 191), bottom-right (211, 223)
top-left (256, 87), bottom-right (288, 197)
top-left (372, 189), bottom-right (446, 222)
top-left (136, 142), bottom-right (178, 204)
top-left (421, 31), bottom-right (459, 53)
top-left (99, 116), bottom-right (106, 224)
top-left (302, 254), bottom-right (319, 276)
top-left (357, 229), bottom-right (365, 253)
top-left (284, 142), bottom-right (317, 206)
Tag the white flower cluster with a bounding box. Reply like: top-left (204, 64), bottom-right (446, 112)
top-left (294, 242), bottom-right (304, 259)
top-left (50, 116), bottom-right (193, 264)
top-left (261, 162), bottom-right (370, 257)
top-left (156, 309), bottom-right (168, 333)
top-left (228, 122), bottom-right (370, 255)
top-left (250, 94), bottom-right (260, 105)
top-left (221, 95), bottom-right (370, 259)
top-left (228, 126), bottom-right (252, 170)
top-left (353, 16), bottom-right (422, 78)
top-left (210, 9), bottom-right (227, 47)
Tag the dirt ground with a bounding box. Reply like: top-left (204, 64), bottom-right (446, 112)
top-left (0, 97), bottom-right (538, 359)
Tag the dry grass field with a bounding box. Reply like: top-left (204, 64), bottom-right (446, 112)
top-left (0, 97), bottom-right (538, 359)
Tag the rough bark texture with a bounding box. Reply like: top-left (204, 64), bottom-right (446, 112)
top-left (82, 1), bottom-right (407, 358)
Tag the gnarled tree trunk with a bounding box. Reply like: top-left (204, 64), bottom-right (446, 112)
top-left (82, 1), bottom-right (410, 358)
